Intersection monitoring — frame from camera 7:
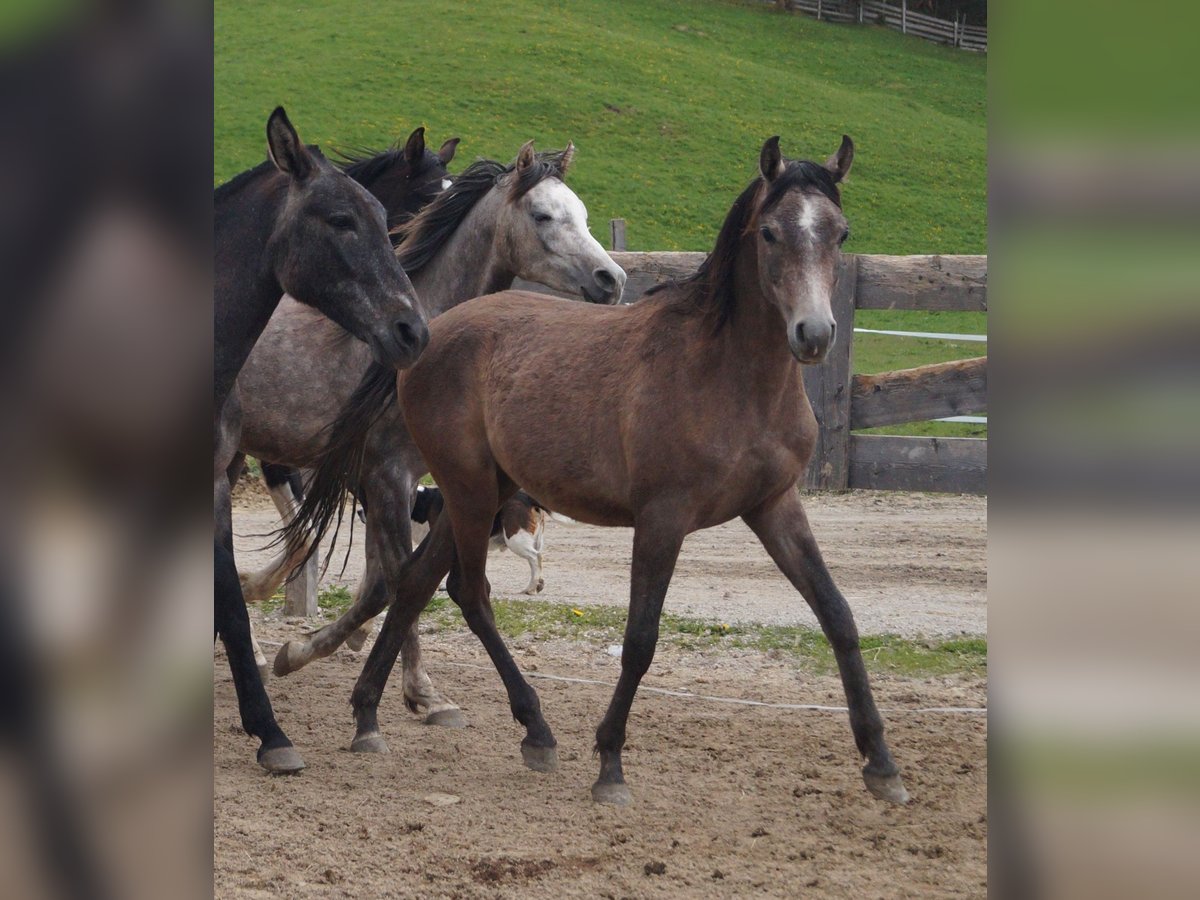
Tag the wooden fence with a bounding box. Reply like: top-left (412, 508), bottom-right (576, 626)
top-left (517, 250), bottom-right (988, 495)
top-left (769, 1), bottom-right (987, 52)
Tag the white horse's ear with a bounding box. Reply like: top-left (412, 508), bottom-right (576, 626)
top-left (516, 140), bottom-right (537, 172)
top-left (825, 134), bottom-right (854, 183)
top-left (759, 135), bottom-right (784, 182)
top-left (267, 107), bottom-right (314, 181)
top-left (557, 141), bottom-right (576, 176)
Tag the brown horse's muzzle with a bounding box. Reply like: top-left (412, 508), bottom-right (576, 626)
top-left (789, 319), bottom-right (835, 364)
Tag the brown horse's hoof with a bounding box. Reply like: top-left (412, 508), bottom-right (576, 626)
top-left (424, 708), bottom-right (468, 728)
top-left (351, 731), bottom-right (390, 754)
top-left (863, 770), bottom-right (910, 805)
top-left (520, 742), bottom-right (559, 773)
top-left (591, 781), bottom-right (632, 806)
top-left (258, 745), bottom-right (305, 774)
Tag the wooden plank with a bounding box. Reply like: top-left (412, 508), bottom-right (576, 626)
top-left (284, 553), bottom-right (318, 617)
top-left (609, 218), bottom-right (627, 252)
top-left (855, 254), bottom-right (987, 311)
top-left (848, 435), bottom-right (987, 493)
top-left (850, 356), bottom-right (987, 429)
top-left (802, 255), bottom-right (857, 490)
top-left (609, 250), bottom-right (706, 302)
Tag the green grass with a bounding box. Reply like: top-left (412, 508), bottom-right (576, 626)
top-left (216, 0), bottom-right (987, 435)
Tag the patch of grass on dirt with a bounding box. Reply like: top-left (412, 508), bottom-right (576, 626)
top-left (420, 597), bottom-right (985, 677)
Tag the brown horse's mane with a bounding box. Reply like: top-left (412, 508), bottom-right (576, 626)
top-left (391, 148), bottom-right (573, 276)
top-left (644, 159), bottom-right (842, 330)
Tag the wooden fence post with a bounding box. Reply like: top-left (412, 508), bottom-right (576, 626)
top-left (284, 553), bottom-right (319, 617)
top-left (901, 0), bottom-right (907, 33)
top-left (609, 218), bottom-right (627, 251)
top-left (802, 254), bottom-right (858, 491)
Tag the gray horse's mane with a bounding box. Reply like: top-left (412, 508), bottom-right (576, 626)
top-left (391, 148), bottom-right (573, 276)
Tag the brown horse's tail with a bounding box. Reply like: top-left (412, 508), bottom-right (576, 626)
top-left (273, 361), bottom-right (396, 577)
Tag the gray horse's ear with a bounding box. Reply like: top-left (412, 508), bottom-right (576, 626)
top-left (759, 135), bottom-right (784, 182)
top-left (402, 126), bottom-right (426, 165)
top-left (437, 137), bottom-right (460, 165)
top-left (825, 134), bottom-right (854, 183)
top-left (267, 107), bottom-right (314, 181)
top-left (516, 140), bottom-right (536, 172)
top-left (557, 141), bottom-right (576, 176)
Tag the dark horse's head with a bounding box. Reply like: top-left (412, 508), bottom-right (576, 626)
top-left (263, 107), bottom-right (429, 368)
top-left (336, 126), bottom-right (460, 236)
top-left (752, 135), bottom-right (854, 364)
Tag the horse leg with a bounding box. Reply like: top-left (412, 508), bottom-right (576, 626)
top-left (399, 619), bottom-right (465, 727)
top-left (216, 541), bottom-right (303, 773)
top-left (592, 520), bottom-right (685, 805)
top-left (349, 516), bottom-right (458, 752)
top-left (239, 464), bottom-right (308, 605)
top-left (743, 489), bottom-right (908, 804)
top-left (248, 616), bottom-right (270, 680)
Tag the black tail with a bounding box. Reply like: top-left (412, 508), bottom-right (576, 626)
top-left (273, 362), bottom-right (396, 574)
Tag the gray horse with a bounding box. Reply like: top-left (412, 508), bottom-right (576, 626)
top-left (234, 141), bottom-right (625, 728)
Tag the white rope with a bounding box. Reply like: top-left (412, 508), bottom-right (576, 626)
top-left (255, 639), bottom-right (986, 716)
top-left (853, 327), bottom-right (987, 342)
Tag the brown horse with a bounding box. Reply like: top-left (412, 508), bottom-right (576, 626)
top-left (289, 135), bottom-right (909, 806)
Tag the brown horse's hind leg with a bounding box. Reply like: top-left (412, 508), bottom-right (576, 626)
top-left (592, 521), bottom-right (686, 805)
top-left (348, 517), bottom-right (458, 752)
top-left (444, 495), bottom-right (558, 772)
top-left (743, 490), bottom-right (909, 805)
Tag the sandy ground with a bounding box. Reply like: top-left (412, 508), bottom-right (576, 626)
top-left (232, 487), bottom-right (986, 637)
top-left (215, 628), bottom-right (987, 899)
top-left (218, 488), bottom-right (987, 897)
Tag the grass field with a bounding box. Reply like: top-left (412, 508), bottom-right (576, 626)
top-left (216, 0), bottom-right (986, 435)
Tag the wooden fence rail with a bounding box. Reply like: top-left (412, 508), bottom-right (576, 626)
top-left (766, 1), bottom-right (987, 52)
top-left (515, 250), bottom-right (988, 494)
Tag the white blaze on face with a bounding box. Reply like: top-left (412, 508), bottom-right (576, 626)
top-left (522, 179), bottom-right (612, 291)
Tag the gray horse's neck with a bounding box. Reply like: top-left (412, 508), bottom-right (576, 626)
top-left (408, 191), bottom-right (515, 317)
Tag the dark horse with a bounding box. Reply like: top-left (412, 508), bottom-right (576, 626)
top-left (288, 135), bottom-right (910, 805)
top-left (215, 107), bottom-right (428, 772)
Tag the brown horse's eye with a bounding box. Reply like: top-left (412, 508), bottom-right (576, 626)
top-left (760, 226), bottom-right (777, 244)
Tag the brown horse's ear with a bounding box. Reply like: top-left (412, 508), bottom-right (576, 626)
top-left (516, 139), bottom-right (537, 172)
top-left (825, 134), bottom-right (854, 183)
top-left (759, 135), bottom-right (784, 182)
top-left (557, 141), bottom-right (576, 176)
top-left (402, 126), bottom-right (427, 165)
top-left (437, 137), bottom-right (460, 165)
top-left (267, 107), bottom-right (314, 181)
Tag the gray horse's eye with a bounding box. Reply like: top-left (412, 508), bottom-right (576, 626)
top-left (327, 214), bottom-right (355, 230)
top-left (839, 228), bottom-right (850, 245)
top-left (533, 212), bottom-right (553, 224)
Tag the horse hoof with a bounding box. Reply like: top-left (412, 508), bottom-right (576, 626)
top-left (536, 579), bottom-right (545, 593)
top-left (424, 708), bottom-right (468, 728)
top-left (351, 731), bottom-right (390, 754)
top-left (258, 745), bottom-right (305, 774)
top-left (591, 781), bottom-right (632, 806)
top-left (272, 641), bottom-right (308, 677)
top-left (520, 743), bottom-right (559, 773)
top-left (863, 770), bottom-right (910, 805)
top-left (345, 628), bottom-right (370, 652)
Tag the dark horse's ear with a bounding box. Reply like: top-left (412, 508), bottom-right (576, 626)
top-left (759, 135), bottom-right (784, 182)
top-left (437, 137), bottom-right (461, 166)
top-left (825, 134), bottom-right (854, 183)
top-left (266, 107), bottom-right (314, 181)
top-left (402, 126), bottom-right (426, 165)
top-left (557, 141), bottom-right (576, 176)
top-left (516, 139), bottom-right (536, 173)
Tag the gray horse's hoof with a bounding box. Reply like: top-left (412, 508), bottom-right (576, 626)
top-left (424, 708), bottom-right (468, 728)
top-left (272, 642), bottom-right (304, 677)
top-left (591, 781), bottom-right (632, 806)
top-left (520, 742), bottom-right (559, 773)
top-left (351, 731), bottom-right (390, 754)
top-left (863, 770), bottom-right (910, 805)
top-left (345, 629), bottom-right (369, 652)
top-left (258, 745), bottom-right (305, 774)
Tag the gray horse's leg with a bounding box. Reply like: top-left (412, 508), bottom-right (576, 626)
top-left (399, 620), bottom-right (466, 727)
top-left (238, 474), bottom-right (308, 605)
top-left (592, 517), bottom-right (685, 805)
top-left (742, 489), bottom-right (908, 805)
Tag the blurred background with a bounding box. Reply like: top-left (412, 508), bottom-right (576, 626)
top-left (0, 0), bottom-right (1196, 897)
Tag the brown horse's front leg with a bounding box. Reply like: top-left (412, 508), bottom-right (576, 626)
top-left (592, 522), bottom-right (685, 805)
top-left (742, 489), bottom-right (909, 805)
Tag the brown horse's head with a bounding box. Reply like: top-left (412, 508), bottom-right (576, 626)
top-left (752, 135), bottom-right (853, 363)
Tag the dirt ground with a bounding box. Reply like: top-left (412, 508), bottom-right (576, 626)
top-left (218, 489), bottom-right (987, 898)
top-left (232, 487), bottom-right (986, 637)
